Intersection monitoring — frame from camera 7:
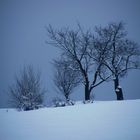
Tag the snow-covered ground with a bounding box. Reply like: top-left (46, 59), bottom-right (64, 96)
top-left (0, 99), bottom-right (140, 140)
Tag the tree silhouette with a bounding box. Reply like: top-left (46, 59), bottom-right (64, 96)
top-left (47, 24), bottom-right (111, 100)
top-left (95, 22), bottom-right (140, 100)
top-left (53, 58), bottom-right (80, 101)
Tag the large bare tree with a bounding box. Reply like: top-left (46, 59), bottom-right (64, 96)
top-left (47, 25), bottom-right (110, 101)
top-left (95, 22), bottom-right (140, 100)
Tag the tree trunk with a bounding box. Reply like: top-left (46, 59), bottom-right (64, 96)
top-left (114, 76), bottom-right (124, 100)
top-left (85, 82), bottom-right (90, 100)
top-left (65, 94), bottom-right (69, 101)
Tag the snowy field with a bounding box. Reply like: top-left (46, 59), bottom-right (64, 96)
top-left (0, 99), bottom-right (140, 140)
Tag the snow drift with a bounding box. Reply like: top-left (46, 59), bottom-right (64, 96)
top-left (0, 99), bottom-right (140, 140)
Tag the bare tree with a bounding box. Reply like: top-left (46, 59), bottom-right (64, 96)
top-left (9, 65), bottom-right (45, 110)
top-left (53, 58), bottom-right (80, 101)
top-left (95, 22), bottom-right (140, 100)
top-left (47, 25), bottom-right (110, 101)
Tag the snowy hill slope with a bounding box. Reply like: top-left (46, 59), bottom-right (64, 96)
top-left (0, 100), bottom-right (140, 140)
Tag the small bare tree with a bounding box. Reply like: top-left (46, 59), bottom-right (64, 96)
top-left (47, 24), bottom-right (110, 101)
top-left (95, 22), bottom-right (140, 100)
top-left (9, 65), bottom-right (45, 110)
top-left (53, 58), bottom-right (81, 101)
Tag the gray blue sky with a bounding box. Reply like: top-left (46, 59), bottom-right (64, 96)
top-left (0, 0), bottom-right (140, 107)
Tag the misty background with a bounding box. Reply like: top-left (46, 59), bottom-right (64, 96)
top-left (0, 0), bottom-right (140, 107)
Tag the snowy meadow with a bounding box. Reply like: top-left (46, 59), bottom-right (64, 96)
top-left (1, 99), bottom-right (140, 140)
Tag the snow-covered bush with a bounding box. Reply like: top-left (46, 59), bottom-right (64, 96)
top-left (52, 98), bottom-right (66, 107)
top-left (52, 98), bottom-right (75, 107)
top-left (9, 65), bottom-right (45, 111)
top-left (83, 100), bottom-right (93, 104)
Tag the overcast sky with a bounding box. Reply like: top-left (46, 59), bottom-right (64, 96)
top-left (0, 0), bottom-right (140, 107)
